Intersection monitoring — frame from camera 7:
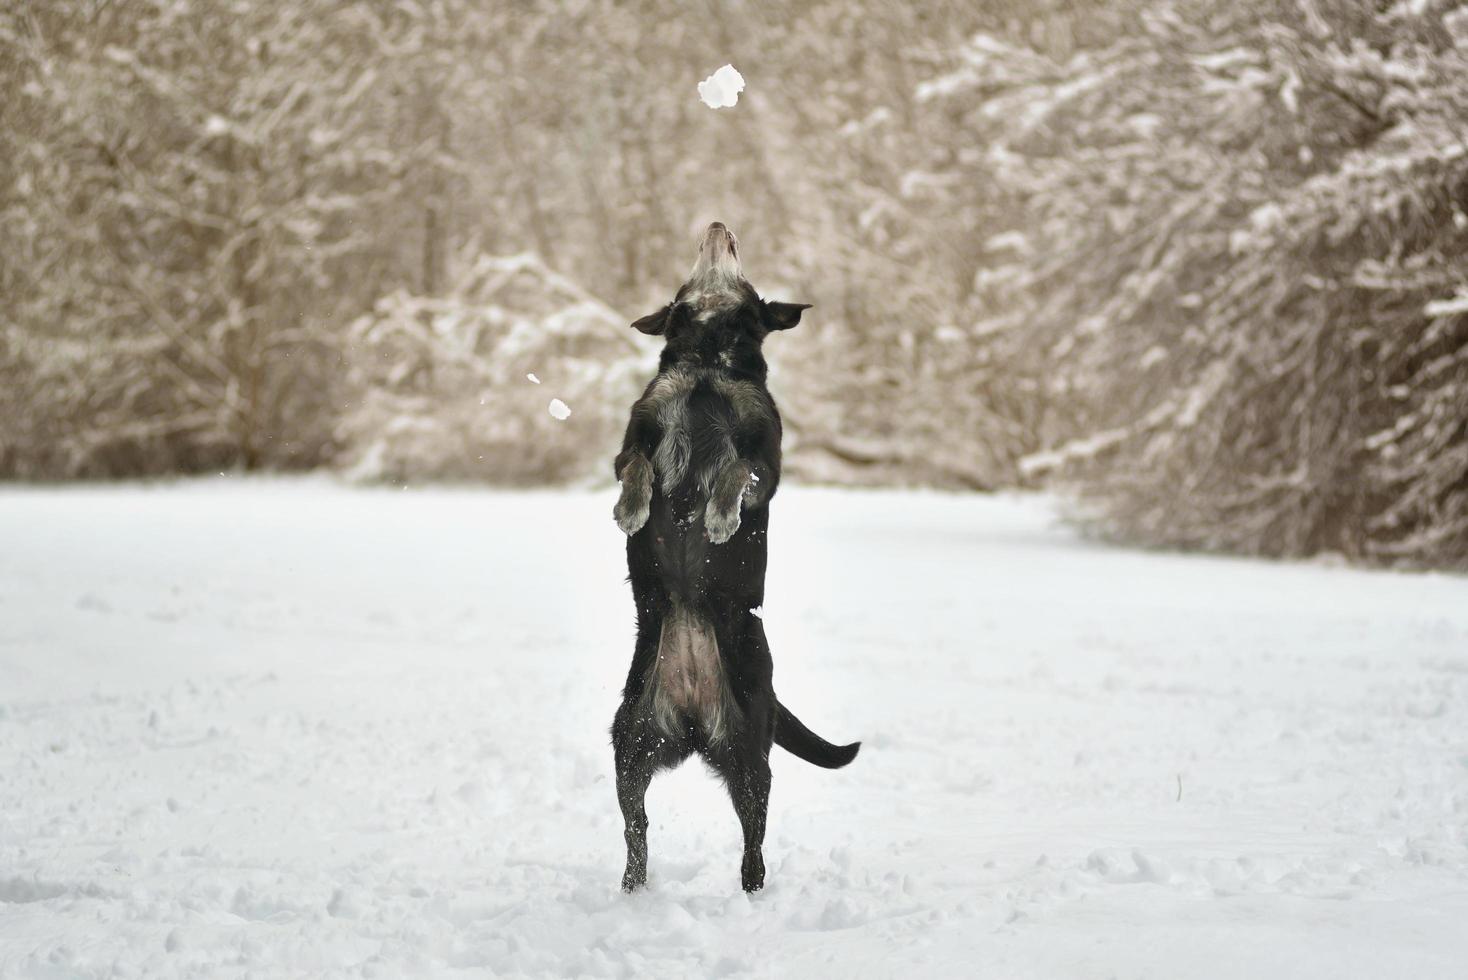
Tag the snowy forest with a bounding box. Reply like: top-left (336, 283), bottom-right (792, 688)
top-left (3, 0), bottom-right (1467, 570)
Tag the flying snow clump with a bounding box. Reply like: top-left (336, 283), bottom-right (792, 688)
top-left (527, 373), bottom-right (541, 384)
top-left (698, 65), bottom-right (745, 109)
top-left (548, 398), bottom-right (572, 421)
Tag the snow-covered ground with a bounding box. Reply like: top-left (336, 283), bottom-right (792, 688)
top-left (2, 481), bottom-right (1467, 978)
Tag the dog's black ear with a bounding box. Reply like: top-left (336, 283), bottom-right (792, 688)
top-left (764, 301), bottom-right (811, 331)
top-left (631, 305), bottom-right (671, 336)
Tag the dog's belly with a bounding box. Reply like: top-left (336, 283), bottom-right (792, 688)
top-left (648, 603), bottom-right (731, 741)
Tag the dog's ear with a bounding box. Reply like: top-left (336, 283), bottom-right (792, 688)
top-left (763, 301), bottom-right (811, 331)
top-left (631, 305), bottom-right (672, 336)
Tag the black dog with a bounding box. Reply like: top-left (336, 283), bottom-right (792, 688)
top-left (610, 222), bottom-right (859, 893)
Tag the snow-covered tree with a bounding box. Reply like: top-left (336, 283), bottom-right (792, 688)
top-left (920, 0), bottom-right (1468, 567)
top-left (1, 2), bottom-right (502, 474)
top-left (4, 0), bottom-right (1465, 567)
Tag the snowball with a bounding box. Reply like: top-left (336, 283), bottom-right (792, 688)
top-left (548, 398), bottom-right (572, 421)
top-left (526, 373), bottom-right (541, 384)
top-left (698, 64), bottom-right (745, 109)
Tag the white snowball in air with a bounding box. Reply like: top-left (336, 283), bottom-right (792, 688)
top-left (527, 373), bottom-right (540, 384)
top-left (698, 64), bottom-right (745, 109)
top-left (548, 398), bottom-right (571, 421)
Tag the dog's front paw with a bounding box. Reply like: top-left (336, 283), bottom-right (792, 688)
top-left (704, 497), bottom-right (741, 544)
top-left (615, 490), bottom-right (650, 536)
top-left (704, 459), bottom-right (753, 544)
top-left (614, 455), bottom-right (653, 536)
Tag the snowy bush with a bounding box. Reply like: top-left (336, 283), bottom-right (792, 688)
top-left (336, 253), bottom-right (654, 484)
top-left (921, 0), bottom-right (1468, 568)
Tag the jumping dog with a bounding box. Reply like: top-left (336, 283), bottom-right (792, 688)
top-left (611, 222), bottom-right (860, 893)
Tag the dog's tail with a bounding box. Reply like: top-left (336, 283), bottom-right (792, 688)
top-left (774, 701), bottom-right (860, 769)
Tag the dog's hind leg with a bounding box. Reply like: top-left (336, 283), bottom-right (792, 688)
top-left (614, 755), bottom-right (652, 891)
top-left (612, 702), bottom-right (684, 892)
top-left (728, 754), bottom-right (771, 892)
top-left (706, 707), bottom-right (775, 892)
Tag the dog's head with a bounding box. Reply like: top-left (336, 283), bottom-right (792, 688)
top-left (631, 223), bottom-right (809, 371)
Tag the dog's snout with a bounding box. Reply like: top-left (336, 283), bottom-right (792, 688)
top-left (700, 222), bottom-right (733, 251)
top-left (688, 222), bottom-right (743, 285)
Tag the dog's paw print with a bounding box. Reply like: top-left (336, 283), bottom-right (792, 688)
top-left (704, 498), bottom-right (741, 544)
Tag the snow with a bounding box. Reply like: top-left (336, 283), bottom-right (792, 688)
top-left (548, 398), bottom-right (571, 420)
top-left (1424, 292), bottom-right (1468, 317)
top-left (2, 482), bottom-right (1467, 977)
top-left (1019, 429), bottom-right (1128, 475)
top-left (698, 64), bottom-right (745, 109)
top-left (526, 373), bottom-right (541, 385)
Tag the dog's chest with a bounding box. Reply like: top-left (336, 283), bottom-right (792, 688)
top-left (645, 369), bottom-right (766, 494)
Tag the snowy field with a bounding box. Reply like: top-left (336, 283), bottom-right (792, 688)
top-left (2, 481), bottom-right (1467, 978)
